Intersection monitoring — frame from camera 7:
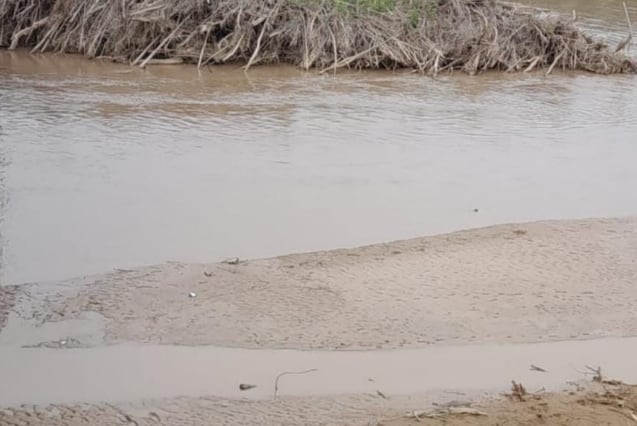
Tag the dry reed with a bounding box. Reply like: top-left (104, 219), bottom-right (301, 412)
top-left (0, 0), bottom-right (635, 74)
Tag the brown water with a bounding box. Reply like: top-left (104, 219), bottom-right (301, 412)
top-left (525, 0), bottom-right (636, 42)
top-left (1, 1), bottom-right (637, 285)
top-left (1, 337), bottom-right (637, 406)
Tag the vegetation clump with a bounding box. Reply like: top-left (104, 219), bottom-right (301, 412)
top-left (1, 0), bottom-right (635, 74)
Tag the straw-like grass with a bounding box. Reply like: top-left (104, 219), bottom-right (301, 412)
top-left (0, 0), bottom-right (635, 74)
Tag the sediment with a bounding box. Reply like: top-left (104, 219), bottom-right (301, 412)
top-left (11, 217), bottom-right (637, 350)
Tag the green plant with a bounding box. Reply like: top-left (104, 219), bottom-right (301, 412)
top-left (330, 0), bottom-right (397, 14)
top-left (425, 0), bottom-right (438, 20)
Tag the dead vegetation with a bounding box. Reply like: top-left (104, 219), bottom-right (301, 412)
top-left (381, 365), bottom-right (635, 425)
top-left (390, 374), bottom-right (637, 425)
top-left (391, 384), bottom-right (637, 425)
top-left (0, 0), bottom-right (635, 74)
top-left (403, 403), bottom-right (488, 420)
top-left (0, 285), bottom-right (17, 332)
top-left (509, 380), bottom-right (529, 402)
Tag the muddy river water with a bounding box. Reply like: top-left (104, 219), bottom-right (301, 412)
top-left (1, 1), bottom-right (637, 418)
top-left (2, 337), bottom-right (637, 405)
top-left (1, 2), bottom-right (636, 286)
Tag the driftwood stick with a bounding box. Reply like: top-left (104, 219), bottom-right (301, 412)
top-left (132, 36), bottom-right (159, 66)
top-left (10, 17), bottom-right (49, 50)
top-left (615, 2), bottom-right (633, 53)
top-left (197, 28), bottom-right (211, 68)
top-left (546, 50), bottom-right (565, 75)
top-left (273, 368), bottom-right (318, 400)
top-left (139, 19), bottom-right (186, 68)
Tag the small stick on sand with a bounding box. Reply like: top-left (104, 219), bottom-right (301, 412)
top-left (273, 368), bottom-right (318, 400)
top-left (586, 365), bottom-right (603, 382)
top-left (585, 365), bottom-right (624, 385)
top-left (510, 381), bottom-right (528, 401)
top-left (405, 407), bottom-right (487, 419)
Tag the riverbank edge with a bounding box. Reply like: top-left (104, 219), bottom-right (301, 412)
top-left (1, 0), bottom-right (635, 75)
top-left (2, 216), bottom-right (636, 352)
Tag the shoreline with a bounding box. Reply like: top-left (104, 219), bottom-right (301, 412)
top-left (2, 337), bottom-right (637, 406)
top-left (2, 216), bottom-right (636, 351)
top-left (1, 0), bottom-right (635, 74)
top-left (2, 382), bottom-right (637, 425)
top-left (2, 216), bottom-right (637, 424)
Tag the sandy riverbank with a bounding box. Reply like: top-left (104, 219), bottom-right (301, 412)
top-left (1, 381), bottom-right (637, 425)
top-left (4, 217), bottom-right (636, 350)
top-left (1, 216), bottom-right (637, 425)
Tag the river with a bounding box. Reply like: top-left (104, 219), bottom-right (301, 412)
top-left (1, 0), bottom-right (636, 285)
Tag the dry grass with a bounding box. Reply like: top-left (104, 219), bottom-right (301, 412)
top-left (0, 285), bottom-right (17, 332)
top-left (389, 381), bottom-right (637, 425)
top-left (0, 0), bottom-right (634, 74)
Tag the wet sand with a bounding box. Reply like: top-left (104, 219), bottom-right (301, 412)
top-left (3, 6), bottom-right (637, 421)
top-left (387, 381), bottom-right (637, 426)
top-left (2, 217), bottom-right (637, 424)
top-left (5, 217), bottom-right (636, 350)
top-left (3, 383), bottom-right (637, 426)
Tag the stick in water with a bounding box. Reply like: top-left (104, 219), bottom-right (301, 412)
top-left (273, 369), bottom-right (318, 400)
top-left (615, 2), bottom-right (633, 53)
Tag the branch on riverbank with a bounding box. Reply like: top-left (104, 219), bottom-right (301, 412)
top-left (1, 0), bottom-right (634, 74)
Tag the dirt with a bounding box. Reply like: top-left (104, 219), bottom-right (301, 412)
top-left (0, 381), bottom-right (636, 425)
top-left (12, 217), bottom-right (637, 350)
top-left (389, 382), bottom-right (637, 426)
top-left (2, 217), bottom-right (637, 424)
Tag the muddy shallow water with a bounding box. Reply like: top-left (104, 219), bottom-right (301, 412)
top-left (1, 2), bottom-right (637, 285)
top-left (2, 337), bottom-right (637, 406)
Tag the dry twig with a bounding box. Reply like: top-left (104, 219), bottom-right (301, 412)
top-left (1, 0), bottom-right (634, 75)
top-left (510, 380), bottom-right (528, 401)
top-left (273, 368), bottom-right (318, 400)
top-left (615, 2), bottom-right (633, 53)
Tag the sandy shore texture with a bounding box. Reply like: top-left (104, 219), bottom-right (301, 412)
top-left (4, 217), bottom-right (637, 350)
top-left (2, 217), bottom-right (637, 425)
top-left (1, 381), bottom-right (637, 425)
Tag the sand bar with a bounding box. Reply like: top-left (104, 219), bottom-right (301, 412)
top-left (2, 217), bottom-right (637, 425)
top-left (4, 217), bottom-right (636, 350)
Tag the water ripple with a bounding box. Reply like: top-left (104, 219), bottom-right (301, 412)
top-left (1, 28), bottom-right (637, 284)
